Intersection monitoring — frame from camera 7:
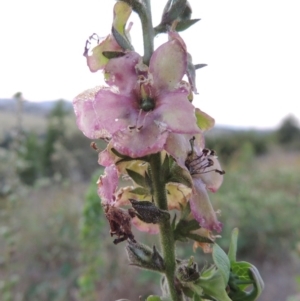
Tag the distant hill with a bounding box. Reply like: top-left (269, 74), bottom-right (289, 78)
top-left (0, 98), bottom-right (72, 115)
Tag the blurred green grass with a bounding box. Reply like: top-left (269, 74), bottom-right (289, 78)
top-left (0, 103), bottom-right (300, 301)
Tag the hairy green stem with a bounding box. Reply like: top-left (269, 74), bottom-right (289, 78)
top-left (150, 153), bottom-right (182, 301)
top-left (141, 0), bottom-right (154, 64)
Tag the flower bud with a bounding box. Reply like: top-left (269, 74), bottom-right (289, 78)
top-left (129, 199), bottom-right (170, 224)
top-left (126, 241), bottom-right (165, 272)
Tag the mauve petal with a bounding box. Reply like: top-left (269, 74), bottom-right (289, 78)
top-left (164, 133), bottom-right (205, 169)
top-left (190, 178), bottom-right (223, 233)
top-left (131, 216), bottom-right (159, 234)
top-left (73, 86), bottom-right (111, 139)
top-left (155, 90), bottom-right (201, 134)
top-left (197, 156), bottom-right (224, 192)
top-left (111, 117), bottom-right (170, 158)
top-left (97, 165), bottom-right (118, 205)
top-left (104, 52), bottom-right (140, 94)
top-left (98, 147), bottom-right (114, 167)
top-left (73, 87), bottom-right (138, 139)
top-left (149, 35), bottom-right (187, 91)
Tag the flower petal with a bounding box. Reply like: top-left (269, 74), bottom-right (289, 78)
top-left (198, 156), bottom-right (224, 192)
top-left (164, 133), bottom-right (204, 169)
top-left (190, 178), bottom-right (222, 233)
top-left (131, 216), bottom-right (160, 234)
top-left (155, 90), bottom-right (201, 134)
top-left (104, 52), bottom-right (140, 94)
top-left (97, 165), bottom-right (118, 205)
top-left (73, 86), bottom-right (110, 139)
top-left (111, 116), bottom-right (169, 158)
top-left (166, 182), bottom-right (192, 210)
top-left (149, 33), bottom-right (187, 91)
top-left (86, 35), bottom-right (122, 72)
top-left (73, 86), bottom-right (138, 139)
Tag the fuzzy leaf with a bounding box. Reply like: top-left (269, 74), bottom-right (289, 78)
top-left (229, 262), bottom-right (264, 301)
top-left (213, 243), bottom-right (231, 285)
top-left (198, 266), bottom-right (232, 301)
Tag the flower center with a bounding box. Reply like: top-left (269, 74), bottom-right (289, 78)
top-left (185, 137), bottom-right (225, 176)
top-left (140, 96), bottom-right (155, 112)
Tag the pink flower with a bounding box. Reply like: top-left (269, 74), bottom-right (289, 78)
top-left (73, 32), bottom-right (201, 158)
top-left (97, 164), bottom-right (159, 234)
top-left (185, 139), bottom-right (225, 233)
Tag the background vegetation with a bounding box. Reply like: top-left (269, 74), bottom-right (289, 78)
top-left (0, 98), bottom-right (299, 301)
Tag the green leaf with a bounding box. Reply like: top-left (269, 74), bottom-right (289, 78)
top-left (198, 266), bottom-right (232, 301)
top-left (126, 169), bottom-right (146, 187)
top-left (213, 243), bottom-right (231, 285)
top-left (228, 228), bottom-right (239, 263)
top-left (229, 262), bottom-right (264, 301)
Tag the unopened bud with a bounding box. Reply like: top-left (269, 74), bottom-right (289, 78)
top-left (129, 199), bottom-right (170, 224)
top-left (126, 241), bottom-right (165, 272)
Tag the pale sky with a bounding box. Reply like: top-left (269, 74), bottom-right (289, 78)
top-left (1, 0), bottom-right (300, 129)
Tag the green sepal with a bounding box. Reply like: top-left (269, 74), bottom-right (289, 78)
top-left (111, 147), bottom-right (129, 159)
top-left (129, 187), bottom-right (149, 196)
top-left (168, 163), bottom-right (193, 188)
top-left (112, 1), bottom-right (134, 51)
top-left (175, 19), bottom-right (201, 32)
top-left (185, 233), bottom-right (213, 244)
top-left (161, 154), bottom-right (172, 180)
top-left (195, 108), bottom-right (215, 131)
top-left (160, 0), bottom-right (188, 25)
top-left (126, 169), bottom-right (147, 187)
top-left (194, 63), bottom-right (207, 70)
top-left (102, 51), bottom-right (126, 59)
top-left (171, 214), bottom-right (177, 231)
